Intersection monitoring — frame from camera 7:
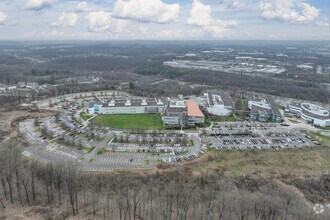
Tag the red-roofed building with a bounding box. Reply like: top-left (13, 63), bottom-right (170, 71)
top-left (185, 100), bottom-right (205, 126)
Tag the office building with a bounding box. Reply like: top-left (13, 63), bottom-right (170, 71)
top-left (248, 95), bottom-right (282, 122)
top-left (205, 91), bottom-right (235, 116)
top-left (288, 102), bottom-right (330, 127)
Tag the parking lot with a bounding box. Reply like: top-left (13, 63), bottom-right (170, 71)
top-left (205, 122), bottom-right (317, 150)
top-left (93, 156), bottom-right (146, 167)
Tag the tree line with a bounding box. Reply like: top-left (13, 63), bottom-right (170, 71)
top-left (0, 144), bottom-right (329, 219)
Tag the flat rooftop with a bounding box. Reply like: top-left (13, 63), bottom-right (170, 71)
top-left (290, 102), bottom-right (330, 120)
top-left (102, 98), bottom-right (166, 108)
top-left (207, 90), bottom-right (235, 108)
top-left (250, 96), bottom-right (281, 116)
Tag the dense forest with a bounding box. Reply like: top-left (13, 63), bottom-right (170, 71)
top-left (135, 64), bottom-right (330, 103)
top-left (0, 144), bottom-right (329, 220)
top-left (179, 69), bottom-right (330, 103)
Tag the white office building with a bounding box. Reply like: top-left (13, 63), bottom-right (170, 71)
top-left (88, 98), bottom-right (166, 115)
top-left (205, 91), bottom-right (235, 116)
top-left (288, 102), bottom-right (330, 127)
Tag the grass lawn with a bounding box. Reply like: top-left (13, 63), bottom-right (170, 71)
top-left (92, 114), bottom-right (165, 130)
top-left (203, 118), bottom-right (212, 127)
top-left (303, 131), bottom-right (330, 147)
top-left (188, 147), bottom-right (330, 176)
top-left (97, 147), bottom-right (110, 155)
top-left (162, 131), bottom-right (330, 177)
top-left (84, 146), bottom-right (95, 153)
top-left (189, 140), bottom-right (194, 146)
top-left (314, 126), bottom-right (330, 131)
top-left (235, 98), bottom-right (248, 111)
top-left (80, 111), bottom-right (92, 121)
top-left (234, 98), bottom-right (249, 120)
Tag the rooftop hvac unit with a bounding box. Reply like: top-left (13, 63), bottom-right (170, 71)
top-left (108, 100), bottom-right (115, 107)
top-left (125, 100), bottom-right (132, 106)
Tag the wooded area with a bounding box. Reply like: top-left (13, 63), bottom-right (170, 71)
top-left (0, 144), bottom-right (328, 219)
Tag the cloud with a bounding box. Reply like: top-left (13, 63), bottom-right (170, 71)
top-left (113, 0), bottom-right (180, 23)
top-left (157, 29), bottom-right (184, 39)
top-left (23, 30), bottom-right (38, 38)
top-left (315, 18), bottom-right (330, 27)
top-left (259, 0), bottom-right (319, 24)
top-left (187, 0), bottom-right (238, 37)
top-left (53, 12), bottom-right (79, 27)
top-left (187, 0), bottom-right (213, 26)
top-left (136, 26), bottom-right (206, 40)
top-left (24, 0), bottom-right (57, 10)
top-left (51, 29), bottom-right (64, 37)
top-left (85, 11), bottom-right (130, 33)
top-left (0, 11), bottom-right (8, 25)
top-left (228, 1), bottom-right (246, 9)
top-left (75, 1), bottom-right (90, 12)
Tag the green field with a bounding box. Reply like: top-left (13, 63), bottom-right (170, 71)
top-left (203, 118), bottom-right (211, 127)
top-left (314, 126), bottom-right (330, 131)
top-left (80, 111), bottom-right (92, 121)
top-left (179, 146), bottom-right (330, 177)
top-left (92, 114), bottom-right (164, 130)
top-left (303, 131), bottom-right (330, 147)
top-left (97, 147), bottom-right (110, 155)
top-left (235, 98), bottom-right (248, 111)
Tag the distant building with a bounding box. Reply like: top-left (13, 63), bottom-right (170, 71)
top-left (26, 82), bottom-right (39, 89)
top-left (0, 83), bottom-right (7, 92)
top-left (288, 102), bottom-right (330, 127)
top-left (18, 82), bottom-right (39, 89)
top-left (8, 85), bottom-right (17, 90)
top-left (248, 95), bottom-right (282, 122)
top-left (297, 64), bottom-right (313, 70)
top-left (205, 91), bottom-right (235, 116)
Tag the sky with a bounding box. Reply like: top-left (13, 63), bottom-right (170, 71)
top-left (0, 0), bottom-right (329, 40)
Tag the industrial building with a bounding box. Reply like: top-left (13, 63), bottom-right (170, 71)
top-left (205, 91), bottom-right (235, 116)
top-left (248, 95), bottom-right (282, 122)
top-left (288, 102), bottom-right (330, 127)
top-left (0, 83), bottom-right (17, 92)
